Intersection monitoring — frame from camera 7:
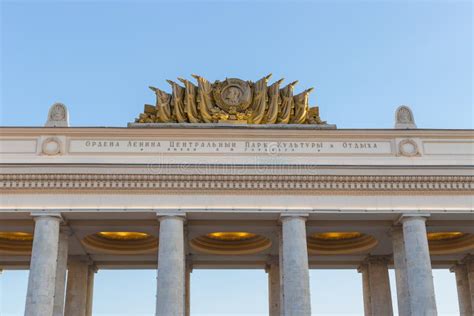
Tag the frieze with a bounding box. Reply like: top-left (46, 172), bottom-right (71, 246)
top-left (69, 139), bottom-right (392, 155)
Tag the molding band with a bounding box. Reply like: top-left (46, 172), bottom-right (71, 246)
top-left (1, 174), bottom-right (472, 194)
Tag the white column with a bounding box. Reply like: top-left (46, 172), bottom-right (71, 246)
top-left (64, 257), bottom-right (90, 316)
top-left (391, 226), bottom-right (411, 316)
top-left (280, 214), bottom-right (311, 316)
top-left (358, 256), bottom-right (393, 316)
top-left (156, 213), bottom-right (185, 316)
top-left (25, 212), bottom-right (62, 316)
top-left (400, 214), bottom-right (437, 315)
top-left (85, 265), bottom-right (97, 316)
top-left (53, 229), bottom-right (69, 316)
top-left (278, 229), bottom-right (285, 314)
top-left (451, 263), bottom-right (472, 316)
top-left (266, 256), bottom-right (281, 316)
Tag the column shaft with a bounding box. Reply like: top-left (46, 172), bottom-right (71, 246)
top-left (467, 259), bottom-right (474, 314)
top-left (452, 264), bottom-right (473, 316)
top-left (53, 230), bottom-right (69, 316)
top-left (451, 264), bottom-right (473, 316)
top-left (364, 257), bottom-right (393, 316)
top-left (280, 215), bottom-right (311, 316)
top-left (64, 259), bottom-right (89, 316)
top-left (359, 265), bottom-right (372, 316)
top-left (185, 264), bottom-right (191, 316)
top-left (156, 215), bottom-right (185, 316)
top-left (401, 216), bottom-right (437, 315)
top-left (25, 214), bottom-right (62, 316)
top-left (267, 260), bottom-right (281, 316)
top-left (85, 266), bottom-right (96, 316)
top-left (392, 227), bottom-right (411, 316)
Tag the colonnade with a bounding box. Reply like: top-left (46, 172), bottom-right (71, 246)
top-left (22, 212), bottom-right (473, 316)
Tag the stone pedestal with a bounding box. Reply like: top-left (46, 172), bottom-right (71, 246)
top-left (400, 215), bottom-right (437, 315)
top-left (358, 256), bottom-right (393, 316)
top-left (25, 213), bottom-right (62, 316)
top-left (280, 214), bottom-right (311, 316)
top-left (65, 258), bottom-right (90, 316)
top-left (53, 229), bottom-right (69, 316)
top-left (266, 257), bottom-right (280, 316)
top-left (451, 263), bottom-right (472, 315)
top-left (156, 213), bottom-right (186, 316)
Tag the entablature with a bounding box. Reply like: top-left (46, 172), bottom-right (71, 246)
top-left (1, 127), bottom-right (473, 166)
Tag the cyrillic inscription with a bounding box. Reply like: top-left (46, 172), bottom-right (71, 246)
top-left (69, 139), bottom-right (392, 155)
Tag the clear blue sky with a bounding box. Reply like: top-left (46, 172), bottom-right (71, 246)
top-left (0, 0), bottom-right (471, 315)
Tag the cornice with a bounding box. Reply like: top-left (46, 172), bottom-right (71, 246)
top-left (0, 127), bottom-right (473, 139)
top-left (0, 173), bottom-right (472, 194)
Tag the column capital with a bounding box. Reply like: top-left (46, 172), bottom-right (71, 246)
top-left (60, 225), bottom-right (74, 236)
top-left (449, 263), bottom-right (465, 273)
top-left (266, 254), bottom-right (279, 265)
top-left (186, 255), bottom-right (193, 272)
top-left (395, 213), bottom-right (430, 225)
top-left (389, 225), bottom-right (403, 232)
top-left (156, 211), bottom-right (186, 221)
top-left (357, 263), bottom-right (368, 274)
top-left (461, 254), bottom-right (474, 265)
top-left (280, 212), bottom-right (309, 222)
top-left (89, 264), bottom-right (99, 274)
top-left (364, 255), bottom-right (392, 265)
top-left (265, 255), bottom-right (279, 272)
top-left (461, 255), bottom-right (474, 274)
top-left (68, 255), bottom-right (94, 265)
top-left (30, 211), bottom-right (63, 221)
top-left (358, 255), bottom-right (392, 273)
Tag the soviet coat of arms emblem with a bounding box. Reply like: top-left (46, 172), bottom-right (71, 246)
top-left (135, 74), bottom-right (328, 125)
top-left (213, 78), bottom-right (252, 113)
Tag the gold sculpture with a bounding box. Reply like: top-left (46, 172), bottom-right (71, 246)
top-left (136, 74), bottom-right (327, 124)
